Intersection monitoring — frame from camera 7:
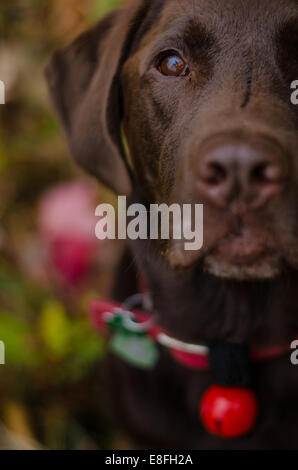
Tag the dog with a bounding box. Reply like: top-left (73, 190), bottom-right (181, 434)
top-left (46, 0), bottom-right (298, 449)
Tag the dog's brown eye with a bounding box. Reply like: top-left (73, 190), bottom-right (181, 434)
top-left (159, 55), bottom-right (189, 77)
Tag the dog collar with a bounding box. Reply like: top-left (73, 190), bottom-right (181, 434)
top-left (90, 295), bottom-right (210, 370)
top-left (90, 294), bottom-right (292, 439)
top-left (90, 294), bottom-right (292, 370)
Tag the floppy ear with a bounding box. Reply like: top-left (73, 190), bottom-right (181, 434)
top-left (45, 3), bottom-right (147, 195)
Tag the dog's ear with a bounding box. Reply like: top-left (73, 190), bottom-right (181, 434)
top-left (45, 3), bottom-right (146, 195)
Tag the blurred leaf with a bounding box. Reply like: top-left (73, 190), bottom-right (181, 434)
top-left (70, 320), bottom-right (105, 366)
top-left (39, 300), bottom-right (71, 359)
top-left (0, 313), bottom-right (35, 366)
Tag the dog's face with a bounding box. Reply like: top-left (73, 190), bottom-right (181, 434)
top-left (46, 0), bottom-right (298, 281)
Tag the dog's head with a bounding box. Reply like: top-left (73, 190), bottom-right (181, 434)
top-left (46, 0), bottom-right (298, 281)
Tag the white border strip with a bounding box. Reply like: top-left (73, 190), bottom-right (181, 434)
top-left (0, 81), bottom-right (5, 104)
top-left (0, 341), bottom-right (5, 364)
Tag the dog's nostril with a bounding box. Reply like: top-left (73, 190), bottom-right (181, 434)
top-left (250, 162), bottom-right (283, 185)
top-left (203, 162), bottom-right (227, 185)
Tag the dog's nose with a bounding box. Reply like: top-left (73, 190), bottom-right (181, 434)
top-left (196, 136), bottom-right (286, 209)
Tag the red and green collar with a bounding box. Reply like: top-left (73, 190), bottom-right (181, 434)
top-left (89, 293), bottom-right (292, 439)
top-left (90, 294), bottom-right (291, 371)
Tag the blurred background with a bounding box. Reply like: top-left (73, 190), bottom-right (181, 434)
top-left (0, 0), bottom-right (130, 449)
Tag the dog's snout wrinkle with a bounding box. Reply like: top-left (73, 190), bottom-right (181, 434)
top-left (241, 60), bottom-right (253, 109)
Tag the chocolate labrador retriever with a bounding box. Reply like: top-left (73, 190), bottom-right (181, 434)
top-left (46, 0), bottom-right (298, 449)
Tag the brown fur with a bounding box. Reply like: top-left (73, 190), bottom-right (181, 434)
top-left (46, 0), bottom-right (298, 449)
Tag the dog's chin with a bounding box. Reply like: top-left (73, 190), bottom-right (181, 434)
top-left (202, 229), bottom-right (284, 280)
top-left (166, 231), bottom-right (284, 280)
top-left (204, 254), bottom-right (282, 280)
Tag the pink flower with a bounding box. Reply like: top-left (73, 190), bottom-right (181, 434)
top-left (39, 181), bottom-right (99, 286)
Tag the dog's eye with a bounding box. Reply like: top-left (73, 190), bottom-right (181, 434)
top-left (159, 55), bottom-right (189, 77)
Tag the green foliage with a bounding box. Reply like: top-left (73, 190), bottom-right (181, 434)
top-left (0, 0), bottom-right (122, 449)
top-left (0, 313), bottom-right (35, 366)
top-left (0, 260), bottom-right (106, 381)
top-left (39, 300), bottom-right (73, 359)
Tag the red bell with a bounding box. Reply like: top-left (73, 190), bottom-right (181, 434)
top-left (200, 385), bottom-right (258, 438)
